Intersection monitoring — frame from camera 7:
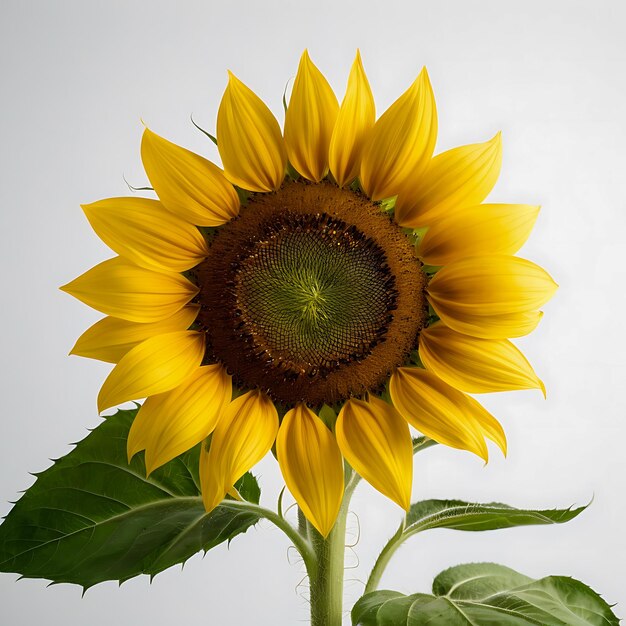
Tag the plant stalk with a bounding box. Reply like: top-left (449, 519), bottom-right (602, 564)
top-left (363, 522), bottom-right (404, 594)
top-left (308, 468), bottom-right (358, 626)
top-left (309, 503), bottom-right (348, 626)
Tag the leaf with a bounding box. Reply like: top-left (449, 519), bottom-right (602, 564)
top-left (353, 590), bottom-right (406, 625)
top-left (352, 563), bottom-right (619, 625)
top-left (375, 594), bottom-right (434, 625)
top-left (432, 562), bottom-right (533, 598)
top-left (364, 499), bottom-right (586, 595)
top-left (0, 408), bottom-right (261, 589)
top-left (231, 470), bottom-right (261, 505)
top-left (404, 499), bottom-right (586, 536)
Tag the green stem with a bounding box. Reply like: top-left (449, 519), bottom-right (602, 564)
top-left (309, 468), bottom-right (358, 626)
top-left (309, 502), bottom-right (348, 626)
top-left (309, 519), bottom-right (347, 626)
top-left (364, 522), bottom-right (405, 594)
top-left (220, 500), bottom-right (317, 577)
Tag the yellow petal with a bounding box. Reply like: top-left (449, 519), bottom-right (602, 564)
top-left (328, 50), bottom-right (375, 188)
top-left (81, 197), bottom-right (208, 272)
top-left (60, 257), bottom-right (199, 323)
top-left (284, 50), bottom-right (339, 182)
top-left (97, 330), bottom-right (205, 413)
top-left (127, 364), bottom-right (232, 473)
top-left (360, 67), bottom-right (437, 201)
top-left (70, 305), bottom-right (199, 363)
top-left (417, 204), bottom-right (540, 266)
top-left (396, 133), bottom-right (502, 227)
top-left (464, 393), bottom-right (507, 456)
top-left (390, 367), bottom-right (492, 460)
top-left (227, 485), bottom-right (242, 500)
top-left (427, 255), bottom-right (557, 338)
top-left (200, 390), bottom-right (278, 513)
top-left (430, 307), bottom-right (544, 340)
top-left (141, 127), bottom-right (239, 226)
top-left (276, 404), bottom-right (344, 537)
top-left (217, 72), bottom-right (287, 192)
top-left (419, 324), bottom-right (545, 396)
top-left (336, 397), bottom-right (412, 510)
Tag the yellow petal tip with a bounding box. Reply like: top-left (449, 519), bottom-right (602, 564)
top-left (227, 486), bottom-right (243, 501)
top-left (494, 432), bottom-right (508, 458)
top-left (202, 493), bottom-right (223, 515)
top-left (318, 526), bottom-right (333, 539)
top-left (538, 379), bottom-right (547, 399)
top-left (127, 445), bottom-right (141, 466)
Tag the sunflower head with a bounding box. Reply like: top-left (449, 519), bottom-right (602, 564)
top-left (62, 50), bottom-right (556, 537)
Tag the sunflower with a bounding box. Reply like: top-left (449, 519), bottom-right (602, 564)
top-left (61, 50), bottom-right (556, 537)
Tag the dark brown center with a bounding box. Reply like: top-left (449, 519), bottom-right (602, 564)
top-left (195, 181), bottom-right (428, 407)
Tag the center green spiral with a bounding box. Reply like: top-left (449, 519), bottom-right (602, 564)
top-left (236, 222), bottom-right (395, 369)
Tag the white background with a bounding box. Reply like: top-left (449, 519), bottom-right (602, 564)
top-left (1, 1), bottom-right (625, 624)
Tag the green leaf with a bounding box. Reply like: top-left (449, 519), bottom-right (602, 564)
top-left (404, 499), bottom-right (586, 536)
top-left (364, 498), bottom-right (587, 598)
top-left (375, 594), bottom-right (434, 625)
top-left (432, 562), bottom-right (532, 598)
top-left (232, 469), bottom-right (261, 505)
top-left (352, 563), bottom-right (619, 625)
top-left (353, 590), bottom-right (405, 625)
top-left (0, 408), bottom-right (261, 589)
